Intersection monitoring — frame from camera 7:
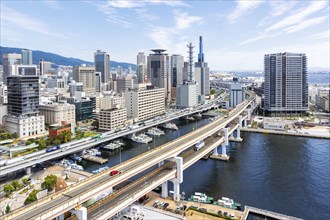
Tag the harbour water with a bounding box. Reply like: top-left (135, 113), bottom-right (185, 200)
top-left (81, 118), bottom-right (330, 219)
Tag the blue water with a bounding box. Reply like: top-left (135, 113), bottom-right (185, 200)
top-left (82, 119), bottom-right (330, 219)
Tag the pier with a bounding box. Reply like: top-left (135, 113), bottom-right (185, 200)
top-left (81, 155), bottom-right (108, 164)
top-left (241, 128), bottom-right (330, 139)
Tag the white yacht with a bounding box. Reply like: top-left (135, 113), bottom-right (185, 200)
top-left (102, 142), bottom-right (121, 151)
top-left (131, 134), bottom-right (152, 144)
top-left (163, 123), bottom-right (178, 130)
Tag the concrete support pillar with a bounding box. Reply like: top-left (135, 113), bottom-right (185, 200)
top-left (223, 127), bottom-right (229, 146)
top-left (244, 119), bottom-right (247, 128)
top-left (25, 167), bottom-right (31, 175)
top-left (75, 206), bottom-right (87, 220)
top-left (237, 115), bottom-right (242, 140)
top-left (173, 181), bottom-right (180, 202)
top-left (247, 109), bottom-right (252, 121)
top-left (170, 156), bottom-right (183, 202)
top-left (221, 143), bottom-right (227, 157)
top-left (213, 146), bottom-right (218, 156)
top-left (56, 214), bottom-right (64, 220)
top-left (161, 181), bottom-right (168, 198)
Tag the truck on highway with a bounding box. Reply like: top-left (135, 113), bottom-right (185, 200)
top-left (91, 134), bottom-right (102, 139)
top-left (46, 145), bottom-right (61, 153)
top-left (194, 141), bottom-right (205, 151)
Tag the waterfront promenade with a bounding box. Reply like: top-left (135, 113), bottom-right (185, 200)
top-left (241, 127), bottom-right (330, 139)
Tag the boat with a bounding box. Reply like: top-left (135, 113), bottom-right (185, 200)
top-left (193, 113), bottom-right (202, 119)
top-left (163, 123), bottom-right (178, 130)
top-left (213, 197), bottom-right (241, 210)
top-left (146, 127), bottom-right (165, 136)
top-left (113, 140), bottom-right (124, 146)
top-left (102, 143), bottom-right (121, 151)
top-left (91, 166), bottom-right (109, 174)
top-left (186, 116), bottom-right (195, 121)
top-left (69, 154), bottom-right (82, 162)
top-left (188, 192), bottom-right (214, 204)
top-left (82, 149), bottom-right (101, 157)
top-left (71, 163), bottom-right (84, 171)
top-left (131, 134), bottom-right (152, 144)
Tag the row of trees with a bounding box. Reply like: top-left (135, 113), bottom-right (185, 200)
top-left (0, 130), bottom-right (18, 141)
top-left (3, 178), bottom-right (29, 196)
top-left (25, 131), bottom-right (72, 150)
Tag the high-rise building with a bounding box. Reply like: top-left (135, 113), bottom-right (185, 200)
top-left (176, 43), bottom-right (198, 109)
top-left (125, 85), bottom-right (165, 121)
top-left (176, 81), bottom-right (198, 109)
top-left (171, 54), bottom-right (184, 87)
top-left (116, 76), bottom-right (134, 93)
top-left (39, 61), bottom-right (52, 76)
top-left (137, 52), bottom-right (146, 84)
top-left (229, 82), bottom-right (244, 108)
top-left (94, 50), bottom-right (110, 83)
top-left (194, 36), bottom-right (210, 100)
top-left (95, 72), bottom-right (102, 93)
top-left (4, 75), bottom-right (45, 137)
top-left (147, 49), bottom-right (171, 105)
top-left (69, 81), bottom-right (84, 97)
top-left (2, 53), bottom-right (22, 82)
top-left (137, 52), bottom-right (146, 65)
top-left (99, 108), bottom-right (127, 131)
top-left (21, 49), bottom-right (33, 65)
top-left (72, 66), bottom-right (96, 95)
top-left (264, 52), bottom-right (308, 115)
top-left (6, 75), bottom-right (40, 116)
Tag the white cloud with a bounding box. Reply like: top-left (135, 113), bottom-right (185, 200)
top-left (93, 0), bottom-right (189, 28)
top-left (148, 11), bottom-right (202, 51)
top-left (265, 1), bottom-right (328, 32)
top-left (269, 1), bottom-right (296, 17)
top-left (174, 11), bottom-right (203, 30)
top-left (243, 1), bottom-right (328, 45)
top-left (94, 2), bottom-right (133, 28)
top-left (312, 30), bottom-right (330, 39)
top-left (44, 0), bottom-right (61, 10)
top-left (228, 0), bottom-right (264, 23)
top-left (1, 5), bottom-right (62, 37)
top-left (284, 16), bottom-right (328, 34)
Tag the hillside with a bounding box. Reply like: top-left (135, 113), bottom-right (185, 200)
top-left (0, 46), bottom-right (136, 70)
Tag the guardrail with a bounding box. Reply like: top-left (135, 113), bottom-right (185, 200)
top-left (3, 99), bottom-right (253, 220)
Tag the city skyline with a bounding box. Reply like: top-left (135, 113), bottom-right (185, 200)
top-left (1, 0), bottom-right (329, 71)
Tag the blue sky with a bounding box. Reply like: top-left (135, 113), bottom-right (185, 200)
top-left (1, 0), bottom-right (329, 71)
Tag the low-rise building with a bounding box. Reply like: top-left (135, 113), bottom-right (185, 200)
top-left (99, 108), bottom-right (127, 131)
top-left (39, 103), bottom-right (76, 125)
top-left (125, 86), bottom-right (165, 122)
top-left (262, 118), bottom-right (286, 130)
top-left (48, 124), bottom-right (71, 139)
top-left (3, 115), bottom-right (46, 138)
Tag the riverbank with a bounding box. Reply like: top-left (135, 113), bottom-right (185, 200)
top-left (241, 127), bottom-right (330, 139)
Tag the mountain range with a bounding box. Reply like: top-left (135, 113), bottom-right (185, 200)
top-left (0, 46), bottom-right (136, 70)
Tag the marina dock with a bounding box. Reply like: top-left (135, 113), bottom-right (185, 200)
top-left (209, 154), bottom-right (230, 161)
top-left (81, 155), bottom-right (108, 164)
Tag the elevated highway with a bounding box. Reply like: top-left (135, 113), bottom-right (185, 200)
top-left (0, 101), bottom-right (220, 176)
top-left (1, 98), bottom-right (255, 220)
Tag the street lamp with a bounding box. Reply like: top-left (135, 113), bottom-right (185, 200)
top-left (119, 147), bottom-right (123, 163)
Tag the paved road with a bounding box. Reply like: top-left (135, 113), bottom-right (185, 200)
top-left (0, 102), bottom-right (220, 176)
top-left (3, 99), bottom-right (253, 220)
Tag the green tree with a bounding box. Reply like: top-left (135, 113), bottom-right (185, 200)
top-left (24, 189), bottom-right (39, 205)
top-left (3, 184), bottom-right (15, 196)
top-left (210, 89), bottom-right (216, 95)
top-left (91, 120), bottom-right (99, 129)
top-left (38, 138), bottom-right (47, 149)
top-left (11, 180), bottom-right (21, 190)
top-left (25, 138), bottom-right (35, 146)
top-left (5, 204), bottom-right (10, 213)
top-left (52, 138), bottom-right (61, 145)
top-left (41, 174), bottom-right (57, 191)
top-left (22, 178), bottom-right (29, 185)
top-left (11, 133), bottom-right (18, 139)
